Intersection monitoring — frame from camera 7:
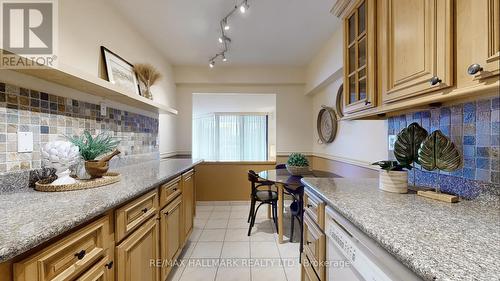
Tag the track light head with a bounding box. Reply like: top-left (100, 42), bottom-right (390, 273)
top-left (209, 61), bottom-right (215, 68)
top-left (222, 54), bottom-right (227, 62)
top-left (240, 0), bottom-right (249, 13)
top-left (223, 18), bottom-right (230, 30)
top-left (218, 35), bottom-right (231, 44)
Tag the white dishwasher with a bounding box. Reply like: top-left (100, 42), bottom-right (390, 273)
top-left (325, 206), bottom-right (422, 281)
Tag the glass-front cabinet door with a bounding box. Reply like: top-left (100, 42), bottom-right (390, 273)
top-left (343, 0), bottom-right (376, 114)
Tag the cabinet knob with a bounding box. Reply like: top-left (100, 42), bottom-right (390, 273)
top-left (306, 204), bottom-right (312, 208)
top-left (365, 101), bottom-right (371, 105)
top-left (173, 188), bottom-right (178, 191)
top-left (467, 64), bottom-right (483, 75)
top-left (142, 208), bottom-right (148, 213)
top-left (306, 241), bottom-right (312, 245)
top-left (430, 76), bottom-right (442, 86)
top-left (74, 250), bottom-right (86, 260)
top-left (105, 261), bottom-right (114, 269)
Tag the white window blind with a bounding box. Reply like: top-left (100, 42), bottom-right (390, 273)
top-left (193, 113), bottom-right (268, 161)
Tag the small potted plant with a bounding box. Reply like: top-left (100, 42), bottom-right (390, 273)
top-left (67, 131), bottom-right (120, 178)
top-left (371, 161), bottom-right (412, 193)
top-left (286, 153), bottom-right (311, 176)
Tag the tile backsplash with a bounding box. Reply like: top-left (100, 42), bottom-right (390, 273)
top-left (0, 81), bottom-right (159, 174)
top-left (388, 96), bottom-right (499, 199)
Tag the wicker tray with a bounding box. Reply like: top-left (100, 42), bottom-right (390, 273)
top-left (35, 172), bottom-right (121, 192)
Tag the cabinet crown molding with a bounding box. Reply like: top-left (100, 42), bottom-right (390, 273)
top-left (330, 0), bottom-right (355, 18)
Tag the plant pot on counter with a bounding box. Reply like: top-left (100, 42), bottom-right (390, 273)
top-left (286, 164), bottom-right (311, 176)
top-left (378, 170), bottom-right (408, 193)
top-left (85, 160), bottom-right (109, 178)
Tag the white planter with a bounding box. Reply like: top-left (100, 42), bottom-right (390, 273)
top-left (379, 170), bottom-right (408, 193)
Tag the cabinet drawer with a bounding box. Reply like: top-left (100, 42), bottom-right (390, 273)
top-left (304, 189), bottom-right (325, 230)
top-left (115, 189), bottom-right (158, 242)
top-left (301, 255), bottom-right (321, 281)
top-left (303, 212), bottom-right (326, 281)
top-left (159, 176), bottom-right (181, 208)
top-left (14, 216), bottom-right (111, 281)
top-left (75, 256), bottom-right (113, 281)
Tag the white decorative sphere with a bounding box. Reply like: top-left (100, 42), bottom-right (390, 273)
top-left (41, 141), bottom-right (80, 185)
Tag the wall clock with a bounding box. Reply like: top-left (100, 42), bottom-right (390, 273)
top-left (317, 105), bottom-right (337, 143)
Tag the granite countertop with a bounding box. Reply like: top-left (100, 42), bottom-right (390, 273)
top-left (301, 178), bottom-right (500, 281)
top-left (0, 158), bottom-right (202, 263)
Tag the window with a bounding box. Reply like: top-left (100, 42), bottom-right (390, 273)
top-left (192, 113), bottom-right (268, 161)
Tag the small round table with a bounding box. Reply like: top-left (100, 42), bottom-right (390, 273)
top-left (258, 169), bottom-right (340, 243)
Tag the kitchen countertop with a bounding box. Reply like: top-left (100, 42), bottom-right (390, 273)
top-left (301, 177), bottom-right (500, 281)
top-left (0, 158), bottom-right (202, 263)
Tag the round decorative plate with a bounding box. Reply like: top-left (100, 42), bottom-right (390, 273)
top-left (317, 106), bottom-right (337, 143)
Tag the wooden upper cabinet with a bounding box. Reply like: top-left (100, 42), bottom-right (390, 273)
top-left (378, 0), bottom-right (453, 103)
top-left (456, 0), bottom-right (500, 87)
top-left (343, 0), bottom-right (376, 114)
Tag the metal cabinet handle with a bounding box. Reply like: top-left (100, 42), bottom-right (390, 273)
top-left (173, 188), bottom-right (178, 191)
top-left (430, 76), bottom-right (442, 86)
top-left (105, 261), bottom-right (114, 269)
top-left (306, 241), bottom-right (312, 245)
top-left (468, 63), bottom-right (483, 75)
top-left (75, 250), bottom-right (86, 260)
top-left (306, 204), bottom-right (313, 208)
top-left (142, 208), bottom-right (148, 213)
top-left (365, 101), bottom-right (371, 105)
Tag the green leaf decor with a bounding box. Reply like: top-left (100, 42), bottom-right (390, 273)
top-left (418, 130), bottom-right (462, 172)
top-left (394, 122), bottom-right (429, 166)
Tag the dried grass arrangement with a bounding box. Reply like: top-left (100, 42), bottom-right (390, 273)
top-left (134, 63), bottom-right (162, 99)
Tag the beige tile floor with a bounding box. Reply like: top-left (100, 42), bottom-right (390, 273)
top-left (168, 201), bottom-right (302, 281)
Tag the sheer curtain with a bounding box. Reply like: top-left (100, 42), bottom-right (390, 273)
top-left (192, 113), bottom-right (268, 161)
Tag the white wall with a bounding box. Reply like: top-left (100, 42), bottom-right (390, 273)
top-left (55, 0), bottom-right (176, 155)
top-left (192, 93), bottom-right (277, 157)
top-left (192, 94), bottom-right (276, 116)
top-left (306, 23), bottom-right (388, 166)
top-left (175, 74), bottom-right (312, 156)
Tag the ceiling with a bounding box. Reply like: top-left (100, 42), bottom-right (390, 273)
top-left (108, 0), bottom-right (340, 66)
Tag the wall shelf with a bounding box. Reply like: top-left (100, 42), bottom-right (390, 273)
top-left (10, 58), bottom-right (178, 115)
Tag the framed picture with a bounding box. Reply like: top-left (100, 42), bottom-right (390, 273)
top-left (101, 46), bottom-right (141, 96)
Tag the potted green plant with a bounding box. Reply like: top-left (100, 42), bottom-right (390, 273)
top-left (371, 160), bottom-right (412, 193)
top-left (67, 131), bottom-right (120, 178)
top-left (286, 153), bottom-right (311, 176)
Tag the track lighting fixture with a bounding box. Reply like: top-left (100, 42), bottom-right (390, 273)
top-left (208, 0), bottom-right (251, 67)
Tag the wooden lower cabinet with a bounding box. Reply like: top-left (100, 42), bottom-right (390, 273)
top-left (182, 170), bottom-right (195, 239)
top-left (159, 196), bottom-right (183, 281)
top-left (116, 217), bottom-right (160, 281)
top-left (13, 215), bottom-right (112, 281)
top-left (301, 255), bottom-right (321, 281)
top-left (75, 256), bottom-right (114, 281)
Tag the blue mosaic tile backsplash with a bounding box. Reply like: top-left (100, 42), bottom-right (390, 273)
top-left (388, 96), bottom-right (499, 199)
